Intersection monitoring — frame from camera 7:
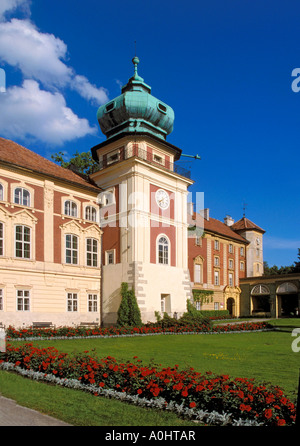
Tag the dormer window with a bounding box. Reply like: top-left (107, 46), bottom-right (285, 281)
top-left (64, 200), bottom-right (78, 217)
top-left (14, 188), bottom-right (30, 206)
top-left (154, 154), bottom-right (163, 164)
top-left (157, 102), bottom-right (167, 113)
top-left (85, 206), bottom-right (97, 222)
top-left (105, 102), bottom-right (115, 113)
top-left (107, 150), bottom-right (120, 165)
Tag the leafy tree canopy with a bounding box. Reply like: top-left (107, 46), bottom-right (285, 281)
top-left (51, 150), bottom-right (98, 176)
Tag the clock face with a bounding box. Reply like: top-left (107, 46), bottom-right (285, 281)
top-left (155, 189), bottom-right (170, 210)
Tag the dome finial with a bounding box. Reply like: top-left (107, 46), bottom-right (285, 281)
top-left (132, 55), bottom-right (140, 79)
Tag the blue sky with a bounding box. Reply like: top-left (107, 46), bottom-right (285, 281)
top-left (0, 0), bottom-right (299, 268)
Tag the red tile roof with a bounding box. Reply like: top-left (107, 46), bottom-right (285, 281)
top-left (188, 213), bottom-right (249, 244)
top-left (0, 138), bottom-right (100, 192)
top-left (231, 217), bottom-right (265, 234)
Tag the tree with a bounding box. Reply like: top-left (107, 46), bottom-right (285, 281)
top-left (117, 282), bottom-right (142, 327)
top-left (291, 248), bottom-right (300, 273)
top-left (51, 150), bottom-right (98, 175)
top-left (263, 261), bottom-right (293, 276)
top-left (117, 282), bottom-right (130, 326)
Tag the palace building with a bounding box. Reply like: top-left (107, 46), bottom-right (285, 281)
top-left (0, 57), bottom-right (274, 328)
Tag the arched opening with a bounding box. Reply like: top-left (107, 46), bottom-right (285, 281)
top-left (251, 284), bottom-right (271, 317)
top-left (276, 282), bottom-right (299, 317)
top-left (226, 297), bottom-right (235, 317)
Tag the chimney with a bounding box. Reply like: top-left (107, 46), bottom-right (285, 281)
top-left (187, 202), bottom-right (194, 216)
top-left (203, 208), bottom-right (209, 221)
top-left (224, 215), bottom-right (234, 226)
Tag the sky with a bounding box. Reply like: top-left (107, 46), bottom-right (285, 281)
top-left (0, 0), bottom-right (299, 268)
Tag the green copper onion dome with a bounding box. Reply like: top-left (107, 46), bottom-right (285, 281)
top-left (97, 57), bottom-right (175, 141)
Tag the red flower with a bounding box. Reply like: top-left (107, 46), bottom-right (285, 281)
top-left (277, 419), bottom-right (286, 426)
top-left (99, 382), bottom-right (105, 387)
top-left (189, 402), bottom-right (196, 408)
top-left (181, 390), bottom-right (188, 397)
top-left (137, 389), bottom-right (142, 395)
top-left (264, 409), bottom-right (273, 419)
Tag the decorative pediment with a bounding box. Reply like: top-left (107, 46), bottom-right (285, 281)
top-left (10, 208), bottom-right (38, 225)
top-left (84, 223), bottom-right (102, 238)
top-left (0, 204), bottom-right (9, 219)
top-left (224, 285), bottom-right (241, 295)
top-left (59, 220), bottom-right (84, 234)
top-left (194, 255), bottom-right (204, 263)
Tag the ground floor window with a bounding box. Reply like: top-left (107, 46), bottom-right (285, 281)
top-left (17, 290), bottom-right (30, 311)
top-left (67, 293), bottom-right (78, 312)
top-left (88, 294), bottom-right (98, 312)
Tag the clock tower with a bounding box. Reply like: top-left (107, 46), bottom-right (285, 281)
top-left (90, 57), bottom-right (194, 325)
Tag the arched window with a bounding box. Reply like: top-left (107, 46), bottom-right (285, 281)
top-left (85, 206), bottom-right (97, 222)
top-left (157, 235), bottom-right (169, 265)
top-left (64, 200), bottom-right (78, 217)
top-left (0, 184), bottom-right (3, 201)
top-left (14, 188), bottom-right (30, 206)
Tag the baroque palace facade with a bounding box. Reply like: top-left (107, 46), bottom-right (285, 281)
top-left (0, 57), bottom-right (269, 327)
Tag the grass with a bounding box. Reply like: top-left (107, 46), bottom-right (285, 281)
top-left (0, 370), bottom-right (196, 426)
top-left (2, 318), bottom-right (300, 425)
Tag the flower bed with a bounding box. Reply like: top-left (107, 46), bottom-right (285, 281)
top-left (5, 321), bottom-right (272, 340)
top-left (0, 343), bottom-right (296, 426)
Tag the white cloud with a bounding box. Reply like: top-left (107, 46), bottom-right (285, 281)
top-left (73, 74), bottom-right (109, 105)
top-left (0, 18), bottom-right (72, 87)
top-left (0, 80), bottom-right (97, 145)
top-left (0, 0), bottom-right (30, 21)
top-left (0, 17), bottom-right (108, 104)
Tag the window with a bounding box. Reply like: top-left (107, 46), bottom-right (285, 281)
top-left (153, 154), bottom-right (163, 164)
top-left (66, 234), bottom-right (78, 264)
top-left (85, 206), bottom-right (97, 222)
top-left (0, 222), bottom-right (3, 256)
top-left (229, 259), bottom-right (234, 269)
top-left (106, 250), bottom-right (115, 265)
top-left (64, 200), bottom-right (78, 217)
top-left (161, 296), bottom-right (165, 313)
top-left (67, 293), bottom-right (78, 312)
top-left (214, 302), bottom-right (219, 311)
top-left (14, 188), bottom-right (30, 206)
top-left (196, 301), bottom-right (201, 311)
top-left (194, 264), bottom-right (201, 283)
top-left (256, 248), bottom-right (260, 258)
top-left (88, 294), bottom-right (98, 312)
top-left (86, 238), bottom-right (98, 267)
top-left (240, 247), bottom-right (245, 256)
top-left (229, 273), bottom-right (234, 287)
top-left (0, 289), bottom-right (3, 311)
top-left (240, 261), bottom-right (245, 271)
top-left (15, 225), bottom-right (31, 259)
top-left (214, 256), bottom-right (219, 267)
top-left (214, 240), bottom-right (219, 250)
top-left (229, 244), bottom-right (233, 253)
top-left (256, 264), bottom-right (260, 273)
top-left (214, 270), bottom-right (219, 286)
top-left (17, 290), bottom-right (30, 311)
top-left (0, 184), bottom-right (3, 201)
top-left (158, 236), bottom-right (169, 265)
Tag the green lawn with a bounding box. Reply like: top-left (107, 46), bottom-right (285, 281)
top-left (0, 370), bottom-right (196, 426)
top-left (2, 320), bottom-right (300, 426)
